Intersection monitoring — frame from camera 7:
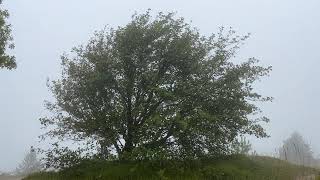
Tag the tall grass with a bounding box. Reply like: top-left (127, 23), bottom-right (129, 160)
top-left (24, 155), bottom-right (320, 180)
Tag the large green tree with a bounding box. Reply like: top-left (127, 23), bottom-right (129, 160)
top-left (41, 12), bottom-right (271, 162)
top-left (0, 0), bottom-right (15, 69)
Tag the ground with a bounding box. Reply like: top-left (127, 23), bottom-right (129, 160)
top-left (0, 175), bottom-right (23, 180)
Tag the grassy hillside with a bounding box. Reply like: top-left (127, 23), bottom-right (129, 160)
top-left (24, 155), bottom-right (319, 180)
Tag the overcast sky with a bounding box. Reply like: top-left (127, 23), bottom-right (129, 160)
top-left (1, 0), bottom-right (320, 171)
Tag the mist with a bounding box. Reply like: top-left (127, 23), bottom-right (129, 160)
top-left (1, 0), bottom-right (320, 172)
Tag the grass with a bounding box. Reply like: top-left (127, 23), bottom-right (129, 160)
top-left (24, 155), bottom-right (320, 180)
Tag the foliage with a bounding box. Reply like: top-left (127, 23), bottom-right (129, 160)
top-left (0, 0), bottom-right (15, 69)
top-left (40, 143), bottom-right (87, 170)
top-left (40, 11), bottom-right (272, 165)
top-left (24, 155), bottom-right (319, 180)
top-left (16, 146), bottom-right (42, 176)
top-left (279, 132), bottom-right (314, 166)
top-left (231, 136), bottom-right (252, 155)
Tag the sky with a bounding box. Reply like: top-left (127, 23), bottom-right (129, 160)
top-left (1, 0), bottom-right (320, 171)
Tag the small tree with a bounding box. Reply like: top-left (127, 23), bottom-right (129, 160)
top-left (0, 0), bottom-right (15, 69)
top-left (279, 132), bottom-right (314, 166)
top-left (231, 136), bottom-right (252, 155)
top-left (16, 146), bottom-right (42, 175)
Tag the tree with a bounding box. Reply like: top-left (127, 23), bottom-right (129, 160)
top-left (0, 0), bottom-right (15, 69)
top-left (231, 136), bottom-right (252, 155)
top-left (16, 146), bottom-right (42, 175)
top-left (279, 132), bottom-right (314, 166)
top-left (40, 11), bottom-right (271, 163)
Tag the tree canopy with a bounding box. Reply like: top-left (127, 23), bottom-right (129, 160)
top-left (0, 0), bottom-right (15, 69)
top-left (40, 11), bottom-right (272, 163)
top-left (231, 136), bottom-right (252, 155)
top-left (279, 132), bottom-right (314, 166)
top-left (16, 146), bottom-right (42, 175)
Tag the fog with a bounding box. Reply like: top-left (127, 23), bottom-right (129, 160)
top-left (1, 0), bottom-right (320, 171)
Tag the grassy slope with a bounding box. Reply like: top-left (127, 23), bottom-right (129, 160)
top-left (24, 155), bottom-right (319, 180)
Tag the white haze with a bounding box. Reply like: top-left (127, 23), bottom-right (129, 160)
top-left (1, 0), bottom-right (320, 171)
